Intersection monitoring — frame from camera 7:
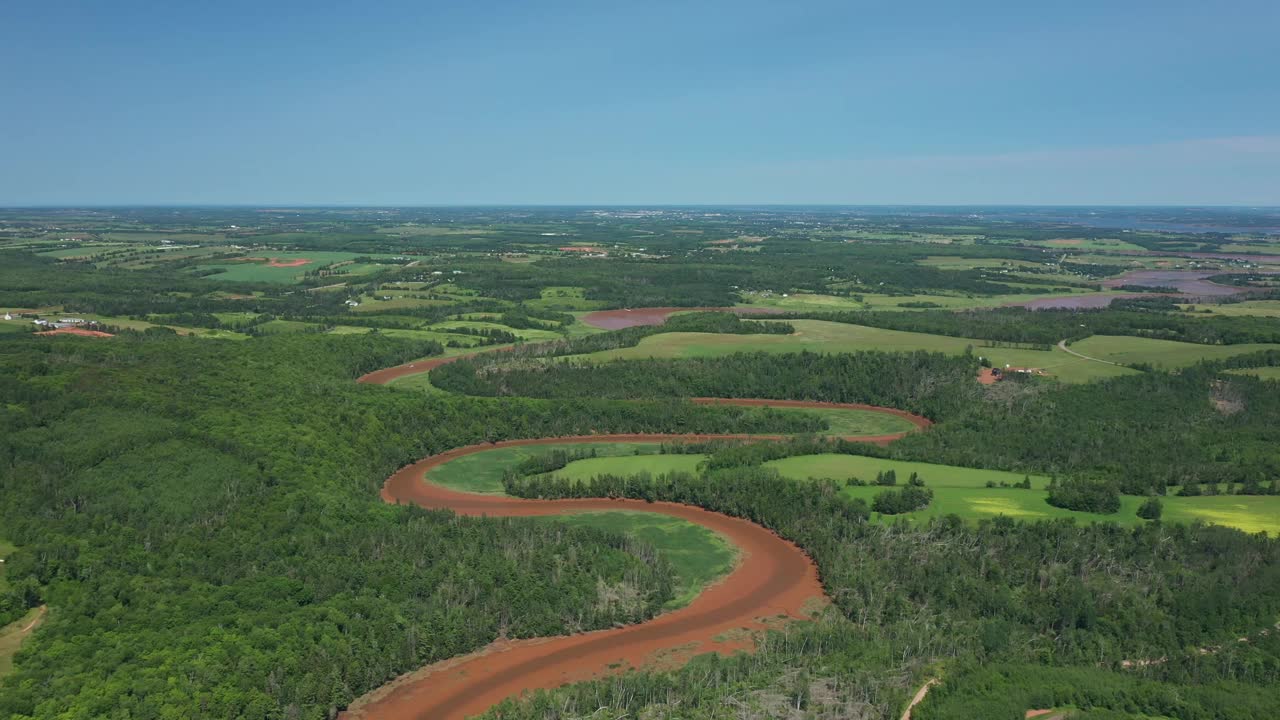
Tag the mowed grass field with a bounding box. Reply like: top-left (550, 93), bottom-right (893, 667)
top-left (548, 454), bottom-right (705, 482)
top-left (577, 319), bottom-right (1137, 383)
top-left (1179, 300), bottom-right (1280, 318)
top-left (1068, 335), bottom-right (1280, 369)
top-left (463, 445), bottom-right (1280, 536)
top-left (787, 406), bottom-right (919, 437)
top-left (1226, 366), bottom-right (1280, 381)
top-left (546, 511), bottom-right (736, 609)
top-left (764, 453), bottom-right (1280, 534)
top-left (196, 251), bottom-right (399, 283)
top-left (741, 291), bottom-right (1104, 313)
top-left (428, 442), bottom-right (664, 494)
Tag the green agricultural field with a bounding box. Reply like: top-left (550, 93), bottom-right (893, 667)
top-left (579, 319), bottom-right (1137, 382)
top-left (427, 442), bottom-right (665, 494)
top-left (527, 286), bottom-right (608, 311)
top-left (741, 292), bottom-right (1021, 312)
top-left (916, 257), bottom-right (1048, 271)
top-left (196, 251), bottom-right (398, 284)
top-left (1180, 300), bottom-right (1280, 318)
top-left (766, 453), bottom-right (1280, 534)
top-left (0, 320), bottom-right (31, 335)
top-left (255, 319), bottom-right (324, 335)
top-left (1225, 366), bottom-right (1280, 380)
top-left (3, 313), bottom-right (248, 340)
top-left (1030, 237), bottom-right (1148, 251)
top-left (1067, 335), bottom-right (1280, 369)
top-left (546, 511), bottom-right (736, 609)
top-left (549, 454), bottom-right (706, 482)
top-left (37, 244), bottom-right (131, 259)
top-left (765, 454), bottom-right (1047, 488)
top-left (429, 320), bottom-right (562, 342)
top-left (1161, 495), bottom-right (1280, 535)
top-left (353, 295), bottom-right (453, 311)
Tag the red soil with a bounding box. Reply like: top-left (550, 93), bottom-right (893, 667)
top-left (34, 328), bottom-right (113, 338)
top-left (581, 306), bottom-right (784, 329)
top-left (977, 368), bottom-right (998, 385)
top-left (559, 246), bottom-right (603, 253)
top-left (355, 350), bottom-right (492, 385)
top-left (340, 437), bottom-right (827, 720)
top-left (347, 348), bottom-right (932, 719)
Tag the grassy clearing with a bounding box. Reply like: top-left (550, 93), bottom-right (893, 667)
top-left (1162, 495), bottom-right (1280, 535)
top-left (1030, 237), bottom-right (1149, 251)
top-left (195, 251), bottom-right (398, 283)
top-left (780, 407), bottom-right (919, 437)
top-left (766, 454), bottom-right (1047, 488)
top-left (917, 257), bottom-right (1048, 271)
top-left (0, 539), bottom-right (13, 592)
top-left (767, 453), bottom-right (1280, 534)
top-left (428, 320), bottom-right (563, 342)
top-left (579, 319), bottom-right (1136, 383)
top-left (546, 511), bottom-right (736, 609)
top-left (549, 454), bottom-right (706, 481)
top-left (0, 314), bottom-right (248, 340)
top-left (741, 292), bottom-right (1053, 313)
top-left (0, 606), bottom-right (44, 679)
top-left (527, 286), bottom-right (608, 311)
top-left (256, 319), bottom-right (324, 335)
top-left (353, 295), bottom-right (456, 312)
top-left (1225, 366), bottom-right (1280, 380)
top-left (1179, 300), bottom-right (1280, 318)
top-left (1068, 335), bottom-right (1280, 369)
top-left (427, 442), bottom-right (664, 494)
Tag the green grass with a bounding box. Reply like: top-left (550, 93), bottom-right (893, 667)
top-left (528, 286), bottom-right (608, 311)
top-left (1162, 494), bottom-right (1280, 535)
top-left (1179, 300), bottom-right (1280, 318)
top-left (578, 319), bottom-right (1136, 383)
top-left (255, 319), bottom-right (324, 335)
top-left (1225, 366), bottom-right (1280, 381)
top-left (428, 320), bottom-right (563, 342)
top-left (427, 442), bottom-right (664, 494)
top-left (1068, 335), bottom-right (1280, 369)
top-left (780, 406), bottom-right (919, 437)
top-left (1030, 237), bottom-right (1149, 251)
top-left (0, 606), bottom-right (43, 679)
top-left (766, 453), bottom-right (1047, 488)
top-left (353, 295), bottom-right (457, 312)
top-left (547, 511), bottom-right (736, 609)
top-left (549, 454), bottom-right (706, 481)
top-left (0, 320), bottom-right (31, 335)
top-left (195, 251), bottom-right (399, 284)
top-left (0, 539), bottom-right (14, 592)
top-left (766, 453), bottom-right (1280, 534)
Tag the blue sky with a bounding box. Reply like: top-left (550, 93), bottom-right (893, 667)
top-left (2, 0), bottom-right (1277, 205)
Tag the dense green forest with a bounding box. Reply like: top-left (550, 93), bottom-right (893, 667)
top-left (496, 463), bottom-right (1280, 719)
top-left (433, 349), bottom-right (980, 420)
top-left (4, 206), bottom-right (1280, 719)
top-left (0, 334), bottom-right (821, 719)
